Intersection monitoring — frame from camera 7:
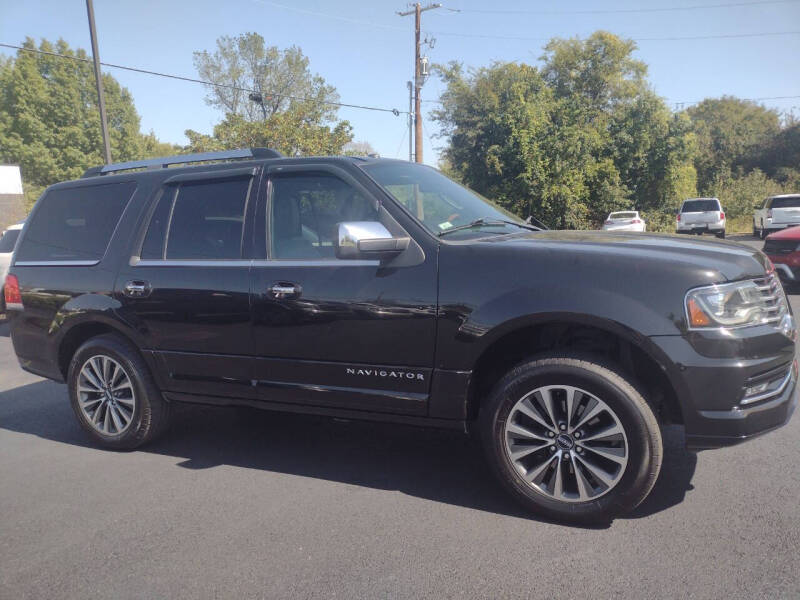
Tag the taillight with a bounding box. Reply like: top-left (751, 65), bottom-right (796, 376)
top-left (676, 214), bottom-right (681, 222)
top-left (720, 211), bottom-right (725, 220)
top-left (604, 219), bottom-right (612, 224)
top-left (4, 273), bottom-right (22, 309)
top-left (768, 209), bottom-right (773, 219)
top-left (632, 218), bottom-right (642, 224)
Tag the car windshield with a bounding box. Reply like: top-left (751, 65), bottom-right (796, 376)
top-left (0, 229), bottom-right (20, 253)
top-left (361, 162), bottom-right (527, 238)
top-left (771, 197), bottom-right (800, 208)
top-left (610, 212), bottom-right (637, 219)
top-left (682, 199), bottom-right (719, 212)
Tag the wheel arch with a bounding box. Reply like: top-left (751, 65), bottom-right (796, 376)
top-left (57, 318), bottom-right (148, 381)
top-left (466, 313), bottom-right (684, 425)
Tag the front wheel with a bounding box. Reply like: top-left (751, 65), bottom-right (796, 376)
top-left (479, 355), bottom-right (662, 524)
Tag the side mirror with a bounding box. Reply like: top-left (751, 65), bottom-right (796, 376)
top-left (335, 221), bottom-right (409, 260)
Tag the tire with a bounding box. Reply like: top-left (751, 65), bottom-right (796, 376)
top-left (761, 226), bottom-right (768, 240)
top-left (479, 355), bottom-right (662, 524)
top-left (716, 231), bottom-right (726, 239)
top-left (753, 221), bottom-right (759, 237)
top-left (68, 333), bottom-right (170, 449)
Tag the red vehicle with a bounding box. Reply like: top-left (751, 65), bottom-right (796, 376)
top-left (763, 226), bottom-right (800, 285)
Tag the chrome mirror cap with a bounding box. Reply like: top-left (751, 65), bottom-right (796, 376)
top-left (336, 222), bottom-right (409, 260)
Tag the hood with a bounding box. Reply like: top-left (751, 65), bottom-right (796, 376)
top-left (476, 230), bottom-right (769, 282)
top-left (767, 226), bottom-right (800, 241)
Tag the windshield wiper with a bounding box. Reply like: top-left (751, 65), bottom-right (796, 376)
top-left (438, 217), bottom-right (540, 237)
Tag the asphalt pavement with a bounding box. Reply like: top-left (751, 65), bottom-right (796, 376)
top-left (0, 234), bottom-right (798, 599)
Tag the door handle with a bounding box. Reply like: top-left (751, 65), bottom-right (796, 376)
top-left (123, 280), bottom-right (151, 298)
top-left (268, 282), bottom-right (301, 299)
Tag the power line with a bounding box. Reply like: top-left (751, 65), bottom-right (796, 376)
top-left (0, 42), bottom-right (406, 116)
top-left (450, 0), bottom-right (800, 15)
top-left (427, 29), bottom-right (800, 42)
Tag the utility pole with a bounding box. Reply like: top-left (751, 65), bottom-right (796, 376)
top-left (398, 3), bottom-right (440, 163)
top-left (407, 81), bottom-right (413, 162)
top-left (86, 0), bottom-right (112, 164)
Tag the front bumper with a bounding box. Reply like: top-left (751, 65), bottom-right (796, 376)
top-left (649, 332), bottom-right (797, 450)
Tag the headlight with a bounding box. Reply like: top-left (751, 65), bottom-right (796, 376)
top-left (685, 273), bottom-right (789, 329)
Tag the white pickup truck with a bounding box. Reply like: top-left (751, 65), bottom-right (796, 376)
top-left (754, 194), bottom-right (800, 239)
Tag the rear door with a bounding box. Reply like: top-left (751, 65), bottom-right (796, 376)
top-left (115, 167), bottom-right (259, 400)
top-left (681, 199), bottom-right (720, 226)
top-left (770, 197), bottom-right (800, 226)
top-left (249, 163), bottom-right (438, 416)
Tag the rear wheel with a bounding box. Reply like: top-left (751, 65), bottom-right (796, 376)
top-left (716, 231), bottom-right (726, 239)
top-left (68, 334), bottom-right (170, 449)
top-left (753, 220), bottom-right (759, 237)
top-left (480, 355), bottom-right (662, 524)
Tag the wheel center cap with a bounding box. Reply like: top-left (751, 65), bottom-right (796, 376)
top-left (555, 433), bottom-right (574, 450)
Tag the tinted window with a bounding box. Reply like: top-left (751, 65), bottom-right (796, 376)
top-left (609, 212), bottom-right (637, 219)
top-left (270, 174), bottom-right (378, 259)
top-left (681, 199), bottom-right (720, 212)
top-left (0, 229), bottom-right (20, 253)
top-left (770, 196), bottom-right (800, 209)
top-left (16, 182), bottom-right (135, 262)
top-left (164, 178), bottom-right (251, 260)
top-left (140, 188), bottom-right (175, 259)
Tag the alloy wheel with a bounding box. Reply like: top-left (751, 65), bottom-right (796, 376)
top-left (76, 355), bottom-right (136, 436)
top-left (503, 385), bottom-right (629, 503)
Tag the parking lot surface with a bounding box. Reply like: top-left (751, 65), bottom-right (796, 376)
top-left (0, 234), bottom-right (798, 599)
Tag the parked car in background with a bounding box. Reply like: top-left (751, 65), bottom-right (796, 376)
top-left (602, 211), bottom-right (646, 232)
top-left (753, 194), bottom-right (800, 239)
top-left (0, 222), bottom-right (24, 315)
top-left (676, 198), bottom-right (725, 238)
top-left (763, 226), bottom-right (800, 286)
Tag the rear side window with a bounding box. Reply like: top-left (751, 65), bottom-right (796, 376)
top-left (0, 229), bottom-right (20, 253)
top-left (16, 182), bottom-right (135, 263)
top-left (770, 197), bottom-right (800, 209)
top-left (140, 177), bottom-right (252, 260)
top-left (681, 199), bottom-right (720, 212)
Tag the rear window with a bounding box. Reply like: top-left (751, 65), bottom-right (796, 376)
top-left (770, 197), bottom-right (800, 209)
top-left (610, 212), bottom-right (637, 219)
top-left (16, 182), bottom-right (135, 263)
top-left (140, 177), bottom-right (252, 260)
top-left (681, 199), bottom-right (719, 213)
top-left (0, 229), bottom-right (20, 253)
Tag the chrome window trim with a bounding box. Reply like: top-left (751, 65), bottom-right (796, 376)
top-left (130, 258), bottom-right (379, 268)
top-left (14, 260), bottom-right (100, 266)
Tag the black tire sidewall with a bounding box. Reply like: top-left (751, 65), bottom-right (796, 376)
top-left (68, 335), bottom-right (153, 449)
top-left (481, 358), bottom-right (661, 523)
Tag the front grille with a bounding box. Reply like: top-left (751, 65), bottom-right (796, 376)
top-left (753, 271), bottom-right (789, 326)
top-left (763, 239), bottom-right (797, 255)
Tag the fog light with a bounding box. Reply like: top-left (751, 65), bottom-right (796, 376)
top-left (744, 382), bottom-right (770, 397)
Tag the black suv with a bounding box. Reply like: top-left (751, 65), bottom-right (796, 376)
top-left (6, 148), bottom-right (797, 523)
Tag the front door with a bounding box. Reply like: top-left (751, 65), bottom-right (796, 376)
top-left (116, 167), bottom-right (259, 399)
top-left (249, 163), bottom-right (438, 415)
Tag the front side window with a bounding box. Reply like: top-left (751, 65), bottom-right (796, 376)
top-left (269, 173), bottom-right (378, 259)
top-left (361, 162), bottom-right (524, 239)
top-left (140, 177), bottom-right (251, 260)
top-left (16, 182), bottom-right (135, 262)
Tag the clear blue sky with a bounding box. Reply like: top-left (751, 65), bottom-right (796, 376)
top-left (2, 0), bottom-right (799, 165)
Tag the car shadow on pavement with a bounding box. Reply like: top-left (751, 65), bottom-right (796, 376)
top-left (0, 380), bottom-right (697, 527)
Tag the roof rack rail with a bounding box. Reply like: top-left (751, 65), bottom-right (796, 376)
top-left (81, 147), bottom-right (283, 178)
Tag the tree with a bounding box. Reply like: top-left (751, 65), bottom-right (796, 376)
top-left (342, 140), bottom-right (377, 156)
top-left (686, 97), bottom-right (781, 193)
top-left (185, 111), bottom-right (352, 158)
top-left (193, 33), bottom-right (339, 123)
top-left (0, 38), bottom-right (175, 207)
top-left (432, 33), bottom-right (697, 229)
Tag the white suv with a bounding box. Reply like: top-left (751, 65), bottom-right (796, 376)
top-left (676, 198), bottom-right (725, 239)
top-left (753, 194), bottom-right (800, 239)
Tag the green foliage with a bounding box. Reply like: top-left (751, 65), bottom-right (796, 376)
top-left (433, 32), bottom-right (696, 228)
top-left (686, 97), bottom-right (781, 193)
top-left (193, 33), bottom-right (339, 124)
top-left (0, 38), bottom-right (176, 203)
top-left (189, 34), bottom-right (353, 157)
